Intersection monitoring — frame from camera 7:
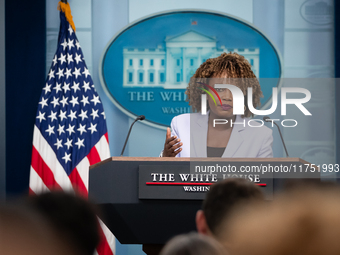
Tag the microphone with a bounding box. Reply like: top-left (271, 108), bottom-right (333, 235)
top-left (263, 116), bottom-right (289, 157)
top-left (137, 115), bottom-right (145, 121)
top-left (120, 115), bottom-right (145, 156)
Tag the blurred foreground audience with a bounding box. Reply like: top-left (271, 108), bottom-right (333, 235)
top-left (27, 191), bottom-right (100, 255)
top-left (196, 178), bottom-right (264, 239)
top-left (0, 203), bottom-right (76, 255)
top-left (222, 185), bottom-right (340, 255)
top-left (160, 232), bottom-right (226, 255)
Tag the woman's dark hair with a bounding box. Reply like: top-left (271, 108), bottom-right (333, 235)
top-left (185, 52), bottom-right (263, 117)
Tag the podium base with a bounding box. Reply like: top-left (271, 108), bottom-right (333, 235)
top-left (142, 244), bottom-right (164, 255)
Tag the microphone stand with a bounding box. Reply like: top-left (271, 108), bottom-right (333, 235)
top-left (120, 115), bottom-right (145, 156)
top-left (263, 116), bottom-right (289, 157)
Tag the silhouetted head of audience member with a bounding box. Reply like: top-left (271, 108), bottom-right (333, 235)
top-left (27, 191), bottom-right (100, 255)
top-left (196, 178), bottom-right (264, 237)
top-left (0, 203), bottom-right (75, 255)
top-left (222, 185), bottom-right (340, 255)
top-left (160, 232), bottom-right (226, 255)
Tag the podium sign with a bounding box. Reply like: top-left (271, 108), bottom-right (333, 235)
top-left (138, 164), bottom-right (272, 200)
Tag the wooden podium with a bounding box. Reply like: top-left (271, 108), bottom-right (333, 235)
top-left (89, 157), bottom-right (316, 254)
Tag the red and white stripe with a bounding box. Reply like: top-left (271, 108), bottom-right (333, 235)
top-left (97, 218), bottom-right (116, 255)
top-left (29, 125), bottom-right (115, 255)
top-left (30, 125), bottom-right (73, 192)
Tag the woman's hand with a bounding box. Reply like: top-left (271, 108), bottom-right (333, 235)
top-left (163, 128), bottom-right (183, 157)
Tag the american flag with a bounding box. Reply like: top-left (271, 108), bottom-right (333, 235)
top-left (29, 3), bottom-right (115, 255)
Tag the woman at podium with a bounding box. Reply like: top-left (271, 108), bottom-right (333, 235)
top-left (161, 52), bottom-right (273, 158)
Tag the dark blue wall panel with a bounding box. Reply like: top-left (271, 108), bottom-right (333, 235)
top-left (5, 0), bottom-right (46, 197)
